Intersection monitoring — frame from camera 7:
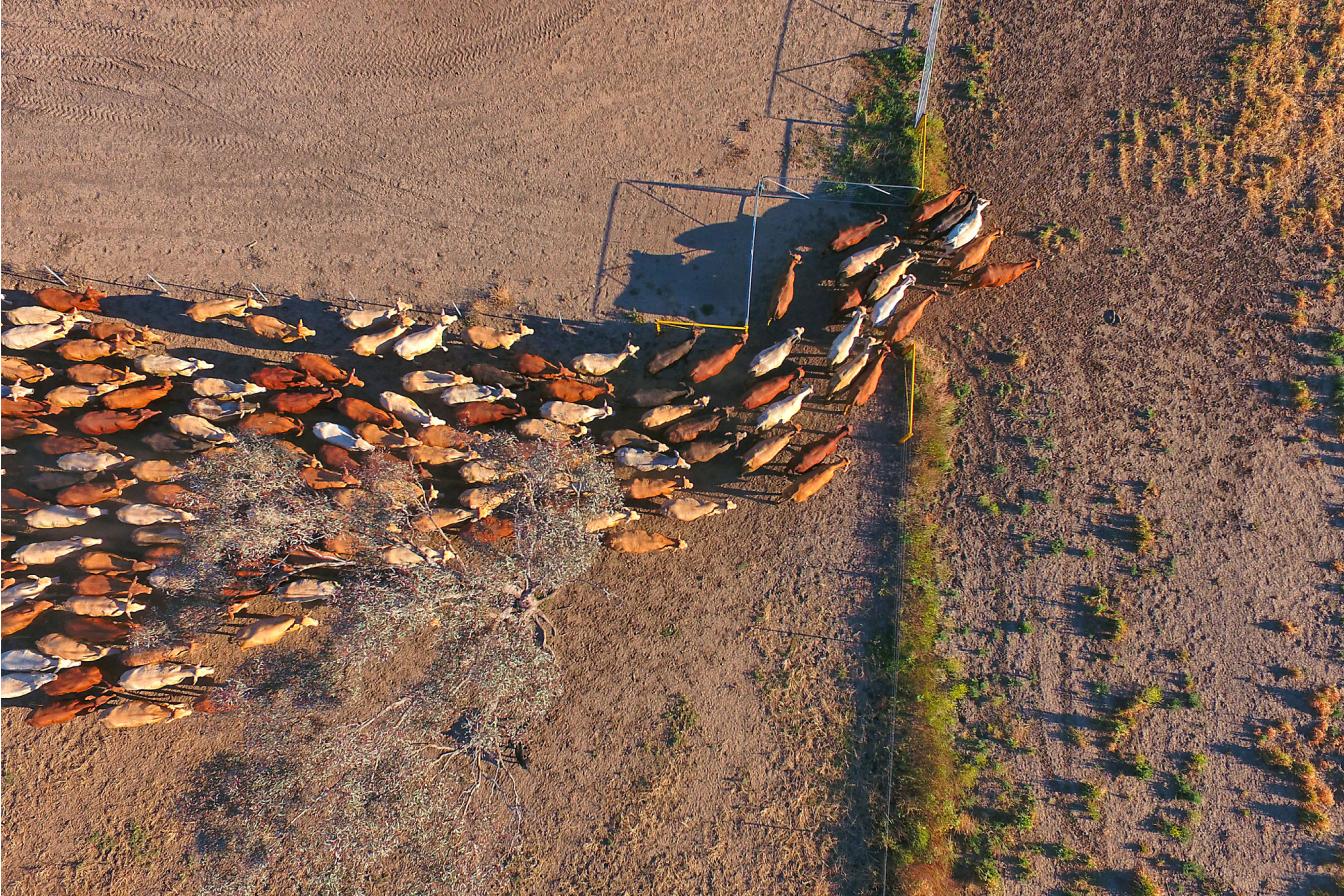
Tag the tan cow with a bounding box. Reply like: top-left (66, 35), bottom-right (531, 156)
top-left (603, 529), bottom-right (687, 553)
top-left (784, 457), bottom-right (850, 503)
top-left (966, 259), bottom-right (1040, 289)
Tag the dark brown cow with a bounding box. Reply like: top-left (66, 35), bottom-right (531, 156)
top-left (464, 516), bottom-right (515, 544)
top-left (267, 387), bottom-right (340, 415)
top-left (316, 444), bottom-right (362, 473)
top-left (834, 263), bottom-right (883, 317)
top-left (687, 334), bottom-right (749, 384)
top-left (293, 353), bottom-right (363, 387)
top-left (909, 184), bottom-right (967, 225)
top-left (249, 365), bottom-right (319, 391)
top-left (740, 364), bottom-right (802, 410)
top-left (790, 424), bottom-right (852, 474)
top-left (450, 401), bottom-right (525, 427)
top-left (468, 362), bottom-right (528, 388)
top-left (336, 397), bottom-right (402, 429)
top-left (830, 214), bottom-right (888, 252)
top-left (33, 285), bottom-right (105, 313)
top-left (664, 411), bottom-right (723, 445)
top-left (101, 378), bottom-right (173, 410)
top-left (26, 694), bottom-right (111, 729)
top-left (966, 259), bottom-right (1041, 289)
top-left (143, 484), bottom-right (202, 508)
top-left (40, 665), bottom-right (104, 696)
top-left (2, 488), bottom-right (45, 512)
top-left (37, 435), bottom-right (114, 456)
top-left (646, 328), bottom-right (702, 375)
top-left (680, 431), bottom-right (745, 464)
top-left (74, 408), bottom-right (159, 435)
top-left (57, 614), bottom-right (136, 645)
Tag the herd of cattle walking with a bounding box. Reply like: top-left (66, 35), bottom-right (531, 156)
top-left (0, 182), bottom-right (1035, 731)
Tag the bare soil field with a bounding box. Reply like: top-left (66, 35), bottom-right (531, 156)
top-left (2, 2), bottom-right (924, 895)
top-left (4, 0), bottom-right (1341, 895)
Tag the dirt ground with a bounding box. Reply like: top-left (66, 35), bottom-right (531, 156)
top-left (5, 0), bottom-right (1340, 894)
top-left (1, 2), bottom-right (924, 894)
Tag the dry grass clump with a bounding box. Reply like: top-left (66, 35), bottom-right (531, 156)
top-left (1254, 715), bottom-right (1338, 834)
top-left (1105, 0), bottom-right (1343, 234)
top-left (180, 433), bottom-right (619, 893)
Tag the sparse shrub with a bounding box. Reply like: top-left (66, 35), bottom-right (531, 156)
top-left (1131, 755), bottom-right (1154, 780)
top-left (1289, 378), bottom-right (1314, 413)
top-left (1133, 514), bottom-right (1156, 554)
top-left (1133, 868), bottom-right (1163, 896)
top-left (1080, 781), bottom-right (1107, 820)
top-left (978, 494), bottom-right (1001, 515)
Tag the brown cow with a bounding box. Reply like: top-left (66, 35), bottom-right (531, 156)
top-left (464, 516), bottom-right (515, 544)
top-left (336, 397), bottom-right (402, 429)
top-left (680, 431), bottom-right (746, 464)
top-left (56, 478), bottom-right (134, 507)
top-left (33, 285), bottom-right (105, 313)
top-left (1, 396), bottom-right (49, 418)
top-left (849, 345), bottom-right (892, 410)
top-left (77, 551), bottom-right (153, 575)
top-left (143, 483), bottom-right (202, 508)
top-left (26, 694), bottom-right (111, 729)
top-left (74, 408), bottom-right (159, 435)
top-left (2, 417), bottom-right (58, 438)
top-left (37, 434), bottom-right (114, 455)
top-left (664, 411), bottom-right (723, 445)
top-left (740, 364), bottom-right (802, 410)
top-left (948, 228), bottom-right (1004, 271)
top-left (86, 320), bottom-right (159, 348)
top-left (834, 263), bottom-right (884, 317)
top-left (249, 365), bottom-right (319, 391)
top-left (1, 599), bottom-right (54, 636)
top-left (300, 463), bottom-right (359, 490)
top-left (141, 545), bottom-right (183, 563)
top-left (354, 422), bottom-right (417, 450)
top-left (119, 640), bottom-right (196, 667)
top-left (101, 378), bottom-right (174, 410)
top-left (790, 424), bottom-right (851, 474)
top-left (784, 457), bottom-right (850, 503)
top-left (603, 529), bottom-right (686, 554)
top-left (450, 401), bottom-right (525, 427)
top-left (128, 459), bottom-right (184, 483)
top-left (267, 387), bottom-right (340, 415)
top-left (885, 294), bottom-right (936, 344)
top-left (73, 574), bottom-right (151, 598)
top-left (236, 411), bottom-right (303, 437)
top-left (2, 357), bottom-right (54, 383)
top-left (65, 363), bottom-right (141, 386)
top-left (462, 362), bottom-right (522, 389)
top-left (513, 352), bottom-right (574, 379)
top-left (57, 614), bottom-right (135, 644)
top-left (830, 214), bottom-right (888, 252)
top-left (687, 333), bottom-right (749, 384)
top-left (40, 664), bottom-right (103, 696)
top-left (537, 378), bottom-right (613, 403)
top-left (317, 443), bottom-right (362, 473)
top-left (244, 314), bottom-right (315, 342)
top-left (966, 259), bottom-right (1040, 289)
top-left (2, 488), bottom-right (45, 512)
top-left (623, 475), bottom-right (692, 501)
top-left (56, 339), bottom-right (115, 363)
top-left (909, 184), bottom-right (968, 225)
top-left (646, 329), bottom-right (703, 376)
top-left (293, 353), bottom-right (363, 387)
top-left (768, 251), bottom-right (803, 324)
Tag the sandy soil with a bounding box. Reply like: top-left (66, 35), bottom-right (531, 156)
top-left (1, 2), bottom-right (926, 894)
top-left (923, 1), bottom-right (1344, 893)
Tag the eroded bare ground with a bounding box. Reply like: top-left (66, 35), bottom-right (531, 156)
top-left (927, 1), bottom-right (1343, 893)
top-left (1, 2), bottom-right (922, 894)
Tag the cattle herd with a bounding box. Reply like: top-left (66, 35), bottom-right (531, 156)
top-left (0, 183), bottom-right (1034, 732)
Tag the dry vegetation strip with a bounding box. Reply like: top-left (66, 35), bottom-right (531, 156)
top-left (873, 349), bottom-right (965, 893)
